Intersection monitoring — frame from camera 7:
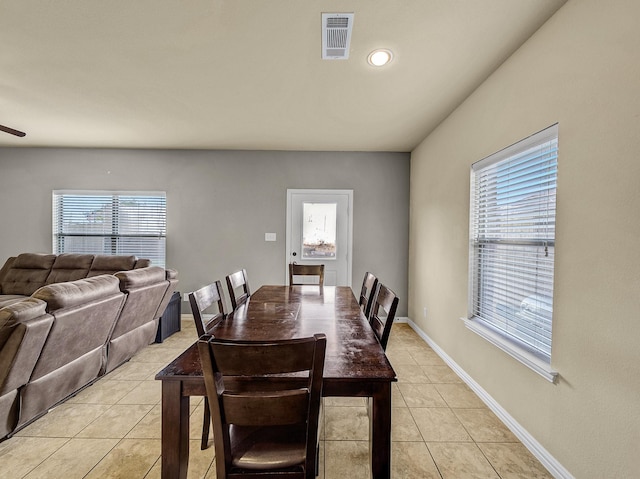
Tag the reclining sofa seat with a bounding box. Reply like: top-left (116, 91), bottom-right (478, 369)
top-left (0, 299), bottom-right (53, 438)
top-left (17, 275), bottom-right (126, 428)
top-left (104, 266), bottom-right (171, 373)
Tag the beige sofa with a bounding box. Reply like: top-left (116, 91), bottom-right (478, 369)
top-left (0, 253), bottom-right (178, 438)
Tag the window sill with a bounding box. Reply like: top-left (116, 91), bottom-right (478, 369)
top-left (462, 317), bottom-right (558, 383)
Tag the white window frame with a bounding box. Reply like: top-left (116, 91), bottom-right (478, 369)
top-left (464, 125), bottom-right (559, 383)
top-left (52, 190), bottom-right (167, 267)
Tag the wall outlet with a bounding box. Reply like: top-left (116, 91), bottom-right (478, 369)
top-left (183, 293), bottom-right (189, 302)
top-left (265, 232), bottom-right (277, 241)
top-left (423, 307), bottom-right (428, 319)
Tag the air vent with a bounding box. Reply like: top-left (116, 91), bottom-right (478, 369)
top-left (322, 13), bottom-right (354, 60)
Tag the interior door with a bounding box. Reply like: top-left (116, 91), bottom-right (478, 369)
top-left (286, 189), bottom-right (353, 286)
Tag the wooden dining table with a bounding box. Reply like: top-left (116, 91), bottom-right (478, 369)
top-left (155, 285), bottom-right (397, 479)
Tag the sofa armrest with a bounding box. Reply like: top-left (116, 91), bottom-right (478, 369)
top-left (0, 298), bottom-right (48, 348)
top-left (32, 275), bottom-right (121, 311)
top-left (154, 269), bottom-right (179, 319)
top-left (0, 298), bottom-right (54, 394)
top-left (165, 269), bottom-right (178, 281)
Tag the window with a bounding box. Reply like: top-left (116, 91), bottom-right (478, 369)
top-left (302, 202), bottom-right (337, 259)
top-left (53, 190), bottom-right (166, 267)
top-left (466, 125), bottom-right (558, 382)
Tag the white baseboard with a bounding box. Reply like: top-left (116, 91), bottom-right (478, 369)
top-left (405, 318), bottom-right (574, 479)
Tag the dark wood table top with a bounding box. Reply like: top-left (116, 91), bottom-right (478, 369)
top-left (156, 285), bottom-right (396, 385)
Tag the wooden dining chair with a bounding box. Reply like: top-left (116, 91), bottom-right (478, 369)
top-left (198, 333), bottom-right (327, 479)
top-left (289, 263), bottom-right (325, 286)
top-left (226, 269), bottom-right (251, 310)
top-left (189, 281), bottom-right (227, 337)
top-left (369, 283), bottom-right (399, 351)
top-left (358, 272), bottom-right (378, 319)
top-left (188, 281), bottom-right (228, 450)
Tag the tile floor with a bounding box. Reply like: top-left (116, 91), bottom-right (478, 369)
top-left (0, 320), bottom-right (553, 479)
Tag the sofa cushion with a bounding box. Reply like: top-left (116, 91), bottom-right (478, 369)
top-left (45, 254), bottom-right (95, 284)
top-left (32, 275), bottom-right (121, 311)
top-left (1, 254), bottom-right (56, 296)
top-left (87, 255), bottom-right (137, 277)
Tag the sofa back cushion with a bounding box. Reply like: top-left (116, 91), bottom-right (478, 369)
top-left (45, 254), bottom-right (95, 285)
top-left (0, 257), bottom-right (17, 293)
top-left (114, 266), bottom-right (166, 292)
top-left (32, 275), bottom-right (122, 312)
top-left (87, 255), bottom-right (137, 277)
top-left (1, 254), bottom-right (57, 296)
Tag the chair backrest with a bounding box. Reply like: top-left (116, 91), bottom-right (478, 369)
top-left (288, 263), bottom-right (324, 286)
top-left (369, 283), bottom-right (399, 351)
top-left (198, 333), bottom-right (327, 478)
top-left (226, 269), bottom-right (250, 310)
top-left (189, 281), bottom-right (227, 336)
top-left (359, 272), bottom-right (378, 319)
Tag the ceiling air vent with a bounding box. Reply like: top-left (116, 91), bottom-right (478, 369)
top-left (322, 13), bottom-right (354, 60)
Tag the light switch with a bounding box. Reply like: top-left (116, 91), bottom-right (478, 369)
top-left (265, 233), bottom-right (277, 242)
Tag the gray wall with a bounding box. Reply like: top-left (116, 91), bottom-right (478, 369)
top-left (0, 148), bottom-right (409, 315)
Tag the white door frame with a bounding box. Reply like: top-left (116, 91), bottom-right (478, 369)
top-left (286, 189), bottom-right (353, 287)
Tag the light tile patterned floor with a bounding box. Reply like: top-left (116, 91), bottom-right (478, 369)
top-left (0, 320), bottom-right (552, 479)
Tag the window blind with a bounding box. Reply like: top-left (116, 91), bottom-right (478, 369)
top-left (469, 125), bottom-right (558, 362)
top-left (53, 190), bottom-right (166, 267)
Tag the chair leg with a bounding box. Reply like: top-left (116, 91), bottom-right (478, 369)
top-left (201, 397), bottom-right (211, 450)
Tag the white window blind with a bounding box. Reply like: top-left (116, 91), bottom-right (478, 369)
top-left (469, 124), bottom-right (558, 363)
top-left (53, 190), bottom-right (166, 267)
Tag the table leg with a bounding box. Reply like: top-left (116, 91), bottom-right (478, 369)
top-left (370, 382), bottom-right (392, 479)
top-left (161, 381), bottom-right (190, 479)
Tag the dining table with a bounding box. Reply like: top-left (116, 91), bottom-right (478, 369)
top-left (155, 284), bottom-right (397, 479)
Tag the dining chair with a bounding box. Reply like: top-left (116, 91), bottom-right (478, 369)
top-left (288, 263), bottom-right (325, 286)
top-left (198, 333), bottom-right (327, 479)
top-left (369, 283), bottom-right (399, 351)
top-left (226, 268), bottom-right (251, 310)
top-left (188, 281), bottom-right (228, 450)
top-left (358, 272), bottom-right (378, 319)
top-left (189, 281), bottom-right (227, 337)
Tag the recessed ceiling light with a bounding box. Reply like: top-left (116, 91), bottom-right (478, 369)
top-left (367, 49), bottom-right (393, 67)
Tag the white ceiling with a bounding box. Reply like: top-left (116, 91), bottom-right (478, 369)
top-left (0, 0), bottom-right (566, 152)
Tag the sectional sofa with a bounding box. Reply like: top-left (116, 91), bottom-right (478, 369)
top-left (0, 253), bottom-right (178, 439)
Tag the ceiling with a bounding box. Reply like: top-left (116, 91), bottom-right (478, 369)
top-left (0, 0), bottom-right (566, 152)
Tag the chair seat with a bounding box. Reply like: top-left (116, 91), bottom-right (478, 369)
top-left (230, 424), bottom-right (307, 471)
